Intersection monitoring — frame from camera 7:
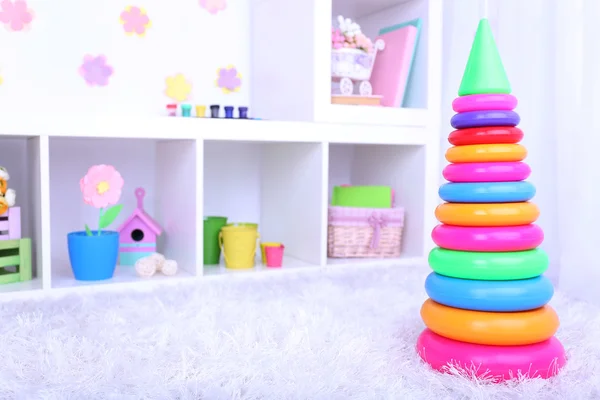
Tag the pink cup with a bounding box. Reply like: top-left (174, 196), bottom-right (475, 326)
top-left (265, 244), bottom-right (284, 268)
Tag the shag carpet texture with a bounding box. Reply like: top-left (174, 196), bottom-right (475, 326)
top-left (0, 265), bottom-right (598, 399)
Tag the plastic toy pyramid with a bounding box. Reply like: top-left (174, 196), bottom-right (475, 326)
top-left (415, 18), bottom-right (566, 382)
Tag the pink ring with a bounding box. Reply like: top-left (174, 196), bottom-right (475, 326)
top-left (443, 162), bottom-right (531, 183)
top-left (417, 329), bottom-right (566, 382)
top-left (432, 224), bottom-right (544, 251)
top-left (452, 94), bottom-right (518, 113)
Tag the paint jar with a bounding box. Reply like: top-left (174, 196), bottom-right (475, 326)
top-left (181, 104), bottom-right (192, 117)
top-left (166, 104), bottom-right (177, 117)
top-left (238, 106), bottom-right (249, 119)
top-left (210, 105), bottom-right (220, 118)
top-left (224, 106), bottom-right (234, 119)
top-left (195, 105), bottom-right (206, 118)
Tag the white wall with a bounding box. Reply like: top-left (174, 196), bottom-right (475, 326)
top-left (0, 0), bottom-right (250, 116)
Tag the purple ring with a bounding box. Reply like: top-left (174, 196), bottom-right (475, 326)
top-left (451, 110), bottom-right (520, 129)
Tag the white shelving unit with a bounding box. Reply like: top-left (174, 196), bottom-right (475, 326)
top-left (0, 114), bottom-right (438, 297)
top-left (0, 0), bottom-right (442, 298)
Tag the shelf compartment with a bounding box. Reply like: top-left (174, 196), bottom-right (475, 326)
top-left (326, 0), bottom-right (436, 126)
top-left (327, 143), bottom-right (427, 265)
top-left (331, 0), bottom-right (431, 107)
top-left (250, 0), bottom-right (442, 127)
top-left (0, 136), bottom-right (46, 293)
top-left (203, 140), bottom-right (325, 274)
top-left (48, 137), bottom-right (199, 288)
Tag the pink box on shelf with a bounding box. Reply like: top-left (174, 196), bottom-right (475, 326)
top-left (0, 207), bottom-right (22, 241)
top-left (327, 205), bottom-right (404, 258)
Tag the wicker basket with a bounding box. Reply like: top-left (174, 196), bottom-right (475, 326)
top-left (327, 205), bottom-right (404, 258)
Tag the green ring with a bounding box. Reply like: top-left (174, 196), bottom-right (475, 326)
top-left (428, 247), bottom-right (549, 280)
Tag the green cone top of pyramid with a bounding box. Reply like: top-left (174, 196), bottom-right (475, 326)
top-left (458, 18), bottom-right (511, 96)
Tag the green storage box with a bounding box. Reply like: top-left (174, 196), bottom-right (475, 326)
top-left (331, 186), bottom-right (393, 208)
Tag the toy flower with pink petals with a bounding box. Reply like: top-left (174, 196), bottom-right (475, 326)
top-left (331, 28), bottom-right (344, 49)
top-left (79, 164), bottom-right (124, 236)
top-left (354, 32), bottom-right (373, 53)
top-left (332, 15), bottom-right (374, 53)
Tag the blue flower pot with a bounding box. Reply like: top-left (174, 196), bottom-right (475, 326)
top-left (67, 230), bottom-right (119, 281)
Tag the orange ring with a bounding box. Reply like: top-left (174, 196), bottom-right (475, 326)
top-left (446, 144), bottom-right (527, 163)
top-left (420, 299), bottom-right (559, 346)
top-left (435, 202), bottom-right (539, 226)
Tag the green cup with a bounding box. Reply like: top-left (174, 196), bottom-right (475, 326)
top-left (203, 216), bottom-right (228, 265)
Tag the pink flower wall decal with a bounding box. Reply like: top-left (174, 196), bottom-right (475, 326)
top-left (199, 0), bottom-right (226, 15)
top-left (216, 65), bottom-right (241, 94)
top-left (119, 6), bottom-right (151, 36)
top-left (79, 55), bottom-right (114, 87)
top-left (0, 0), bottom-right (33, 32)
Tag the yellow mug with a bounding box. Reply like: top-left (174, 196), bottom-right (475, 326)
top-left (260, 242), bottom-right (281, 264)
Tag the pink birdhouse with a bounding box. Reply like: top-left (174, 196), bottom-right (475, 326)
top-left (116, 188), bottom-right (162, 266)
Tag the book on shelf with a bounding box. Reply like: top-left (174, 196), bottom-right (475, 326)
top-left (370, 18), bottom-right (422, 108)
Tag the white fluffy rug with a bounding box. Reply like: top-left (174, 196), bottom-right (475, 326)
top-left (0, 265), bottom-right (598, 399)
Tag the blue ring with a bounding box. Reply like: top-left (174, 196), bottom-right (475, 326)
top-left (425, 272), bottom-right (554, 312)
top-left (439, 181), bottom-right (536, 203)
top-left (451, 110), bottom-right (520, 129)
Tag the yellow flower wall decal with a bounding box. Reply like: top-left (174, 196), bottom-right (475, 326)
top-left (165, 73), bottom-right (192, 102)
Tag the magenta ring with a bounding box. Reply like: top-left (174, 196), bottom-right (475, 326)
top-left (452, 94), bottom-right (518, 113)
top-left (417, 329), bottom-right (566, 382)
top-left (443, 162), bottom-right (531, 183)
top-left (432, 224), bottom-right (544, 252)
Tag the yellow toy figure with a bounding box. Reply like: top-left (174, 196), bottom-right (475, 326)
top-left (0, 166), bottom-right (16, 215)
